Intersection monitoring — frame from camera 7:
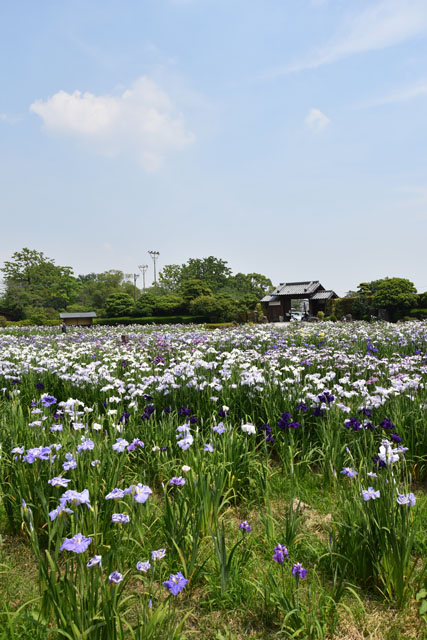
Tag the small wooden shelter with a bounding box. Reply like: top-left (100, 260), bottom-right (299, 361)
top-left (59, 312), bottom-right (97, 327)
top-left (261, 281), bottom-right (337, 322)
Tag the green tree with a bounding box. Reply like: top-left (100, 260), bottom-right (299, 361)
top-left (1, 248), bottom-right (79, 317)
top-left (158, 264), bottom-right (183, 292)
top-left (133, 292), bottom-right (157, 317)
top-left (181, 257), bottom-right (232, 293)
top-left (230, 272), bottom-right (273, 299)
top-left (189, 294), bottom-right (234, 322)
top-left (371, 278), bottom-right (417, 312)
top-left (180, 279), bottom-right (213, 304)
top-left (76, 270), bottom-right (135, 311)
top-left (153, 294), bottom-right (185, 316)
top-left (104, 292), bottom-right (134, 317)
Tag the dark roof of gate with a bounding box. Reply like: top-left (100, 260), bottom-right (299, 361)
top-left (261, 294), bottom-right (280, 303)
top-left (261, 281), bottom-right (322, 302)
top-left (272, 281), bottom-right (321, 296)
top-left (59, 312), bottom-right (97, 318)
top-left (311, 290), bottom-right (337, 301)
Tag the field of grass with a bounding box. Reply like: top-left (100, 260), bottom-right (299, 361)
top-left (0, 321), bottom-right (426, 639)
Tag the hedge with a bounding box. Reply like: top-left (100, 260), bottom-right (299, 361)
top-left (94, 315), bottom-right (206, 326)
top-left (408, 308), bottom-right (427, 319)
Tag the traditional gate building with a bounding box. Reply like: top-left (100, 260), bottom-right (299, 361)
top-left (59, 312), bottom-right (97, 326)
top-left (261, 281), bottom-right (337, 322)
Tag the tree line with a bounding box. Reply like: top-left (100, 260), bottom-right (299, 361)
top-left (0, 249), bottom-right (273, 324)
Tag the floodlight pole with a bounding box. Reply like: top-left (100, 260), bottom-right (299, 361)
top-left (138, 264), bottom-right (149, 293)
top-left (133, 273), bottom-right (140, 303)
top-left (148, 251), bottom-right (160, 285)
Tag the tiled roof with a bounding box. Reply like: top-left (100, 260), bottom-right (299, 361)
top-left (272, 281), bottom-right (321, 296)
top-left (59, 312), bottom-right (97, 318)
top-left (311, 290), bottom-right (337, 300)
top-left (260, 294), bottom-right (280, 303)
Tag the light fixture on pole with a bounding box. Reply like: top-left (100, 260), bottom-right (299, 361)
top-left (132, 273), bottom-right (140, 303)
top-left (138, 264), bottom-right (149, 293)
top-left (148, 251), bottom-right (160, 285)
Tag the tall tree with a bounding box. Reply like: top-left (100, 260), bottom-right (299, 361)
top-left (1, 248), bottom-right (79, 315)
top-left (157, 264), bottom-right (183, 292)
top-left (371, 278), bottom-right (417, 311)
top-left (76, 270), bottom-right (135, 310)
top-left (230, 272), bottom-right (273, 299)
top-left (181, 257), bottom-right (232, 293)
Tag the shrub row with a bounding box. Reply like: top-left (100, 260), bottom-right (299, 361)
top-left (408, 308), bottom-right (427, 319)
top-left (94, 315), bottom-right (206, 326)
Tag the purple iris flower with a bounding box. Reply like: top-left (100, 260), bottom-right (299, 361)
top-left (112, 438), bottom-right (129, 452)
top-left (361, 487), bottom-right (380, 501)
top-left (129, 483), bottom-right (152, 504)
top-left (49, 506), bottom-right (73, 521)
top-left (292, 563), bottom-right (307, 579)
top-left (162, 571), bottom-right (188, 595)
top-left (48, 477), bottom-right (72, 487)
top-left (178, 406), bottom-right (191, 417)
top-left (238, 521), bottom-right (251, 532)
top-left (380, 418), bottom-right (395, 431)
top-left (60, 533), bottom-right (92, 553)
top-left (108, 571), bottom-right (123, 584)
top-left (344, 417), bottom-right (361, 431)
top-left (112, 513), bottom-right (130, 523)
top-left (60, 489), bottom-right (91, 508)
top-left (41, 395), bottom-right (57, 407)
top-left (127, 438), bottom-right (144, 451)
top-left (340, 467), bottom-right (358, 478)
top-left (212, 423), bottom-right (226, 435)
top-left (87, 555), bottom-right (102, 568)
top-left (169, 477), bottom-right (186, 486)
top-left (105, 488), bottom-right (125, 500)
top-left (273, 544), bottom-right (289, 564)
top-left (397, 493), bottom-right (416, 506)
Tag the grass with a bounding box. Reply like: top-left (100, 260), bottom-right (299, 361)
top-left (0, 321), bottom-right (426, 638)
top-left (0, 471), bottom-right (426, 639)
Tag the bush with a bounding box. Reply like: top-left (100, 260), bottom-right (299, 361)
top-left (331, 297), bottom-right (355, 319)
top-left (153, 294), bottom-right (185, 316)
top-left (408, 308), bottom-right (427, 319)
top-left (94, 315), bottom-right (205, 326)
top-left (189, 295), bottom-right (234, 323)
top-left (204, 322), bottom-right (235, 329)
top-left (104, 292), bottom-right (134, 317)
top-left (26, 306), bottom-right (59, 325)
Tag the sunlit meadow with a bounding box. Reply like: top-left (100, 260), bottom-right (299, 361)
top-left (0, 321), bottom-right (426, 639)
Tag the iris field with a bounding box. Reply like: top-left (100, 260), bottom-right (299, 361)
top-left (0, 321), bottom-right (426, 639)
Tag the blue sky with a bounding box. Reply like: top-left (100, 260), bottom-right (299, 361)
top-left (1, 0), bottom-right (426, 296)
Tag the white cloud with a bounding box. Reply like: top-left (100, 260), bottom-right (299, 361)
top-left (365, 80), bottom-right (427, 106)
top-left (270, 0), bottom-right (427, 76)
top-left (30, 77), bottom-right (195, 171)
top-left (305, 108), bottom-right (330, 132)
top-left (0, 113), bottom-right (22, 124)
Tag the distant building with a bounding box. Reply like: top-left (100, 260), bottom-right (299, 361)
top-left (59, 312), bottom-right (97, 327)
top-left (261, 281), bottom-right (337, 322)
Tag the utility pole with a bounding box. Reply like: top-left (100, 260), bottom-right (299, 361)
top-left (148, 251), bottom-right (160, 285)
top-left (132, 273), bottom-right (139, 303)
top-left (138, 264), bottom-right (149, 293)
